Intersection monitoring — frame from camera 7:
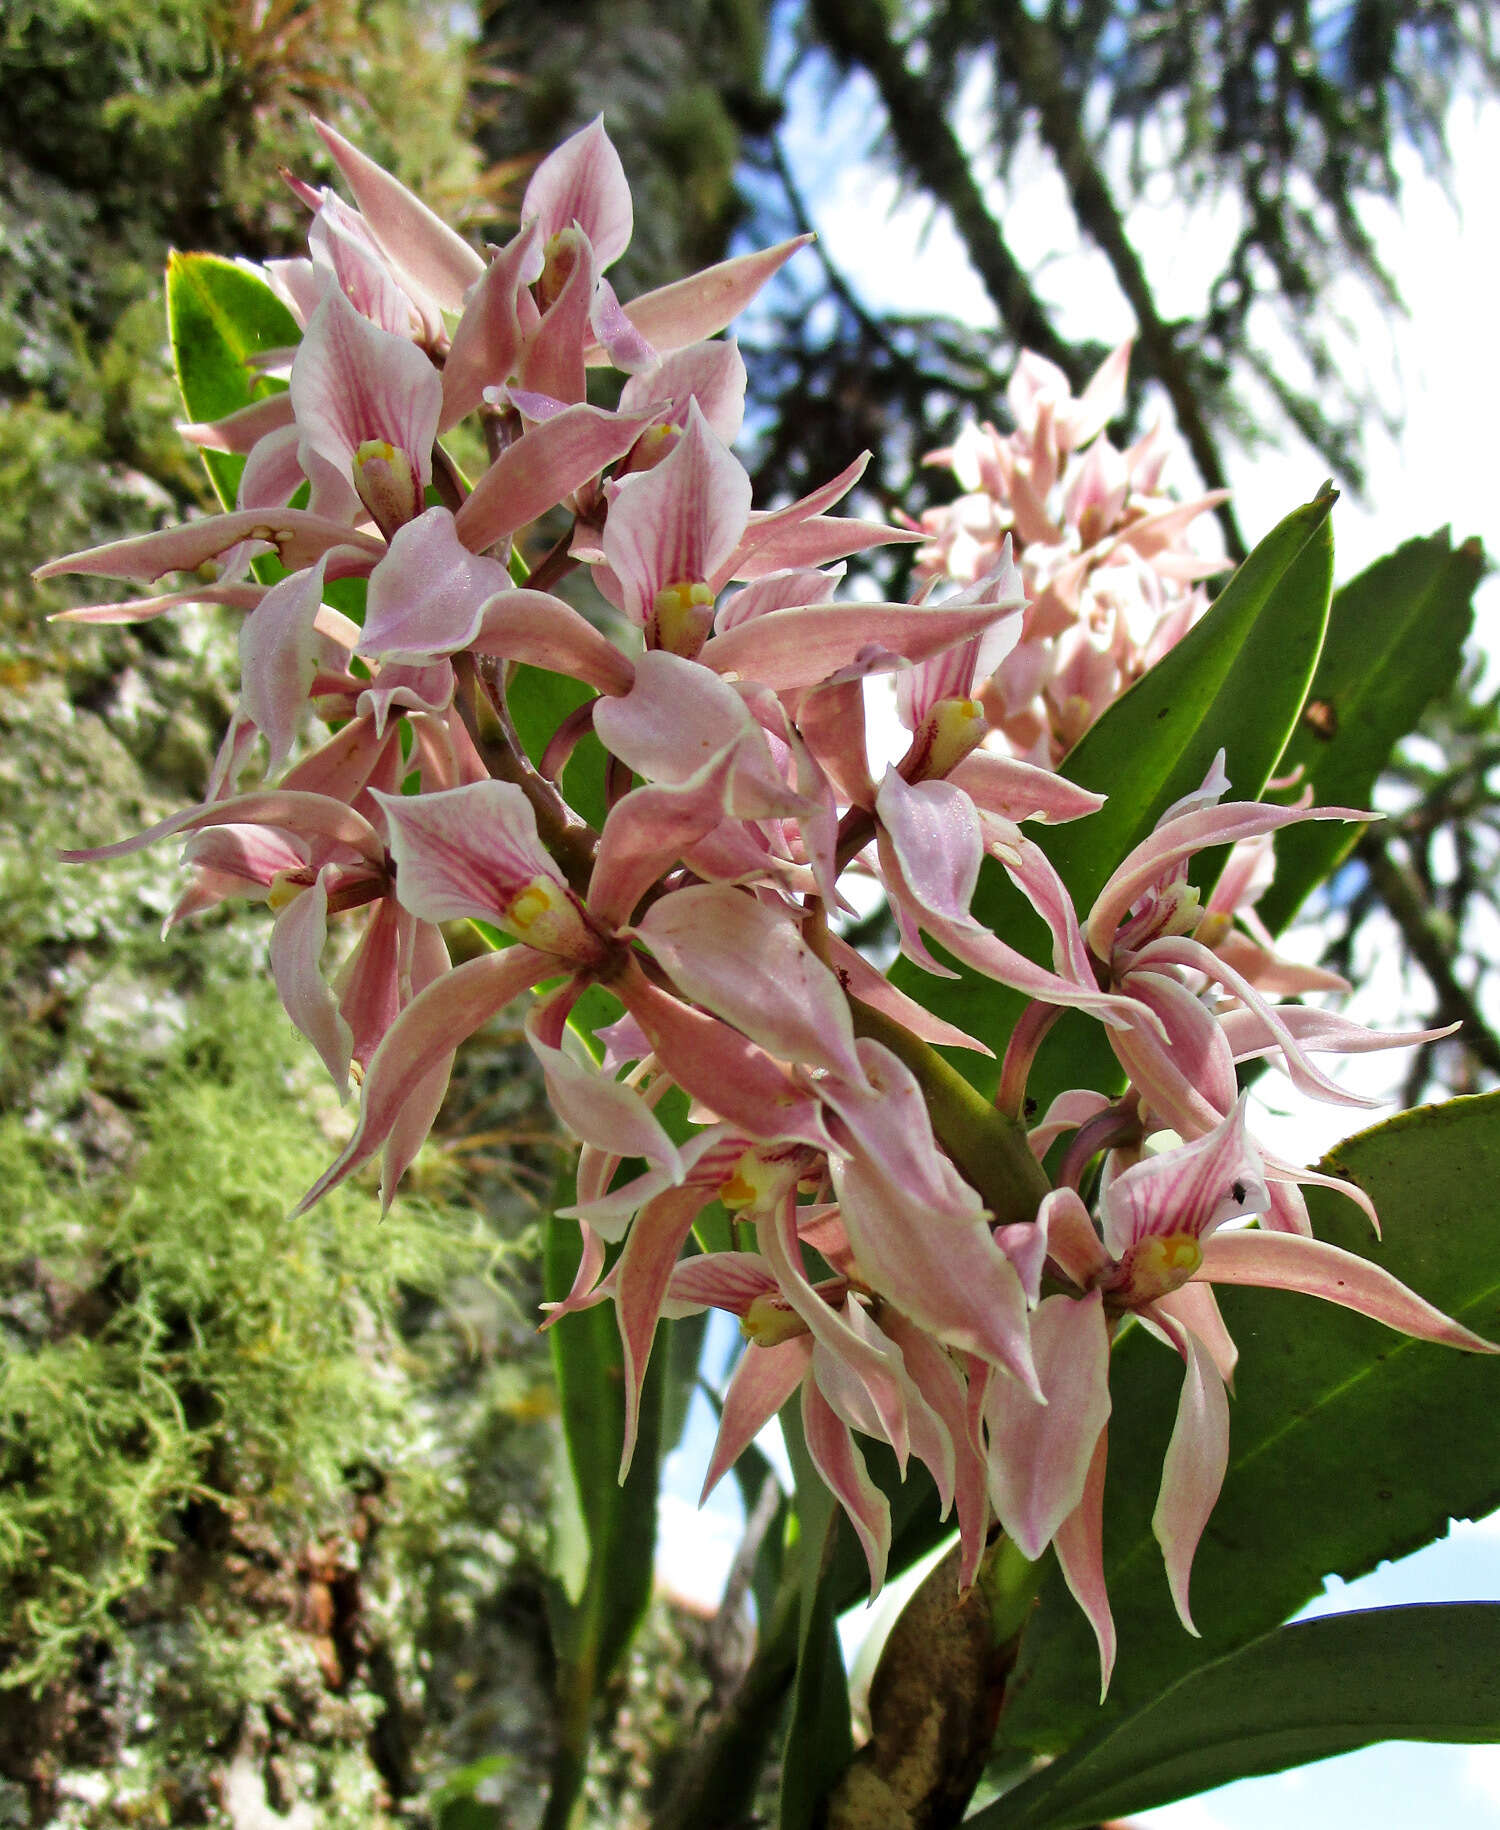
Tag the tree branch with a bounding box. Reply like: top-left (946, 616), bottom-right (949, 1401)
top-left (808, 0), bottom-right (1081, 381)
top-left (1355, 829), bottom-right (1500, 1081)
top-left (988, 5), bottom-right (1246, 561)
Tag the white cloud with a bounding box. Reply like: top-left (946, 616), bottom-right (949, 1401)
top-left (1464, 1747), bottom-right (1500, 1814)
top-left (654, 1490), bottom-right (742, 1612)
top-left (1134, 1797), bottom-right (1240, 1830)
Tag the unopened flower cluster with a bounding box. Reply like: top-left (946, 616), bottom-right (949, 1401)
top-left (40, 118), bottom-right (1492, 1688)
top-left (915, 341), bottom-right (1226, 763)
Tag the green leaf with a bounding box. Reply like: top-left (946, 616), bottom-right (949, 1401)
top-left (898, 489), bottom-right (1336, 1100)
top-left (777, 1402), bottom-right (854, 1830)
top-left (166, 253), bottom-right (300, 510)
top-left (980, 1604), bottom-right (1500, 1830)
top-left (996, 1092), bottom-right (1500, 1760)
top-left (506, 663), bottom-right (611, 832)
top-left (1259, 529), bottom-right (1485, 931)
top-left (541, 1201), bottom-right (663, 1830)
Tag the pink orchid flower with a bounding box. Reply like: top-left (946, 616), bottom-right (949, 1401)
top-left (1030, 1100), bottom-right (1496, 1689)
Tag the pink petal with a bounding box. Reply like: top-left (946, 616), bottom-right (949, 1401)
top-left (1197, 1230), bottom-right (1499, 1353)
top-left (1218, 1005), bottom-right (1456, 1066)
top-left (633, 885), bottom-right (864, 1080)
top-left (824, 933), bottom-right (994, 1055)
top-left (875, 770), bottom-right (982, 925)
top-left (60, 789), bottom-right (384, 869)
top-left (665, 1248), bottom-right (778, 1319)
top-left (702, 1336), bottom-right (810, 1502)
top-left (439, 223), bottom-right (542, 429)
top-left (180, 390), bottom-right (296, 458)
top-left (820, 1038), bottom-right (984, 1224)
top-left (1087, 801), bottom-right (1369, 959)
top-left (619, 338), bottom-right (748, 445)
top-left (802, 1379), bottom-right (891, 1596)
top-left (522, 116), bottom-right (633, 269)
top-left (759, 1198), bottom-right (911, 1467)
top-left (1028, 1090), bottom-right (1113, 1161)
top-left (834, 1153), bottom-right (1038, 1395)
top-left (312, 117), bottom-right (485, 315)
top-left (790, 678), bottom-right (873, 809)
top-left (308, 191), bottom-right (414, 337)
top-left (727, 514), bottom-right (923, 582)
top-left (591, 237), bottom-right (813, 361)
top-left (1154, 1282), bottom-right (1239, 1388)
top-left (950, 750), bottom-right (1106, 825)
top-left (1109, 968), bottom-right (1240, 1138)
top-left (618, 962), bottom-right (834, 1149)
top-left (591, 651), bottom-right (805, 815)
top-left (178, 822), bottom-right (306, 892)
top-left (375, 782), bottom-right (598, 959)
top-left (985, 1292), bottom-right (1111, 1562)
top-left (715, 564), bottom-right (842, 634)
top-left (290, 286), bottom-right (441, 490)
top-left (881, 855), bottom-right (1140, 1030)
top-left (453, 402), bottom-right (649, 554)
top-left (48, 581), bottom-right (264, 626)
top-left (612, 1181), bottom-right (714, 1477)
top-left (34, 510), bottom-right (382, 585)
top-left (515, 226), bottom-right (596, 405)
top-left (238, 556), bottom-right (329, 768)
top-left (526, 1002), bottom-right (686, 1175)
top-left (699, 597), bottom-right (1012, 693)
top-left (470, 589), bottom-right (636, 695)
top-left (297, 944), bottom-right (552, 1212)
top-left (359, 506), bottom-right (514, 655)
top-left (1139, 935), bottom-right (1384, 1109)
top-left (588, 747), bottom-right (739, 928)
top-left (881, 1311), bottom-right (989, 1586)
top-left (1035, 1188), bottom-right (1113, 1290)
top-left (601, 400), bottom-right (752, 624)
top-left (1053, 1428), bottom-right (1116, 1698)
top-left (269, 866), bottom-right (354, 1090)
top-left (1101, 1098), bottom-right (1269, 1260)
top-left (1149, 1317), bottom-right (1230, 1635)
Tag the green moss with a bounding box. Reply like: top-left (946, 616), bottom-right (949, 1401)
top-left (0, 976), bottom-right (494, 1693)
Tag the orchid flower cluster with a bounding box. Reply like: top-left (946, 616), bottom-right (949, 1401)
top-left (914, 342), bottom-right (1227, 764)
top-left (38, 116), bottom-right (1493, 1694)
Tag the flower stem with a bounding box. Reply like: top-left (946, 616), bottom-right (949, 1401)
top-left (850, 998), bottom-right (1050, 1224)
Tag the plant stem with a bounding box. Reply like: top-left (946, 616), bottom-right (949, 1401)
top-left (851, 997), bottom-right (1051, 1224)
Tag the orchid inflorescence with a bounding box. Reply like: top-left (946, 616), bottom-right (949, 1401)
top-left (37, 115), bottom-right (1494, 1693)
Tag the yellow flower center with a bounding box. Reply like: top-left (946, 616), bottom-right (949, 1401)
top-left (741, 1294), bottom-right (810, 1347)
top-left (1125, 1232), bottom-right (1203, 1304)
top-left (503, 876), bottom-right (577, 950)
top-left (651, 579), bottom-right (716, 657)
top-left (267, 870), bottom-right (309, 913)
top-left (918, 695), bottom-right (988, 779)
top-left (353, 437), bottom-right (421, 535)
top-left (1194, 908), bottom-right (1233, 950)
top-left (718, 1148), bottom-right (791, 1214)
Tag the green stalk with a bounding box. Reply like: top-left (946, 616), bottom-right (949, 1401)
top-left (850, 999), bottom-right (1051, 1224)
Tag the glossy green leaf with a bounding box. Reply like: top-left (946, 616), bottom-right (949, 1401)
top-left (778, 1403), bottom-right (854, 1830)
top-left (541, 1204), bottom-right (663, 1830)
top-left (1259, 529), bottom-right (1484, 932)
top-left (506, 663), bottom-right (611, 832)
top-left (166, 252), bottom-right (300, 510)
top-left (899, 489), bottom-right (1336, 1100)
top-left (996, 1092), bottom-right (1500, 1759)
top-left (980, 1604), bottom-right (1500, 1830)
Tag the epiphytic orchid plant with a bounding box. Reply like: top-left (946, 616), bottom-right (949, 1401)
top-left (37, 115), bottom-right (1500, 1828)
